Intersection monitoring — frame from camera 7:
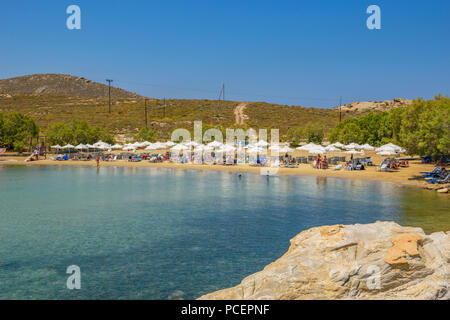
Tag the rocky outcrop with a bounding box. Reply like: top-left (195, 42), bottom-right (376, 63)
top-left (334, 98), bottom-right (412, 113)
top-left (199, 222), bottom-right (449, 300)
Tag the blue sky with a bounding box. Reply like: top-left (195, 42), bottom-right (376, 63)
top-left (1, 0), bottom-right (449, 107)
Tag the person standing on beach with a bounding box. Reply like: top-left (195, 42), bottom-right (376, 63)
top-left (96, 156), bottom-right (100, 168)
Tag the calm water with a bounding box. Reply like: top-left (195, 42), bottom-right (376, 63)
top-left (0, 166), bottom-right (448, 299)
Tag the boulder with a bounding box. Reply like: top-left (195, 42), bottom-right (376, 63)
top-left (437, 188), bottom-right (448, 193)
top-left (199, 222), bottom-right (449, 300)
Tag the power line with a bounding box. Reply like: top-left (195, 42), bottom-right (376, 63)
top-left (105, 78), bottom-right (387, 107)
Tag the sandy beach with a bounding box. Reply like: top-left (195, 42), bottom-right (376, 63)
top-left (1, 150), bottom-right (447, 191)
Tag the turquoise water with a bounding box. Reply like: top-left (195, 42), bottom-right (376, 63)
top-left (0, 166), bottom-right (448, 299)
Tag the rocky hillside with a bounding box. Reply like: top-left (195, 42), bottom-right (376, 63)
top-left (0, 74), bottom-right (141, 98)
top-left (334, 98), bottom-right (413, 113)
top-left (199, 221), bottom-right (449, 300)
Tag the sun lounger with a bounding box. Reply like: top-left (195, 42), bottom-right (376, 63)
top-left (420, 167), bottom-right (440, 175)
top-left (429, 173), bottom-right (450, 184)
top-left (333, 164), bottom-right (343, 170)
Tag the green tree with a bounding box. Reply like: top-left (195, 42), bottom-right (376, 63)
top-left (304, 123), bottom-right (324, 144)
top-left (329, 119), bottom-right (364, 144)
top-left (286, 127), bottom-right (304, 147)
top-left (398, 96), bottom-right (449, 157)
top-left (46, 120), bottom-right (114, 146)
top-left (135, 127), bottom-right (158, 142)
top-left (0, 112), bottom-right (39, 152)
top-left (328, 96), bottom-right (449, 157)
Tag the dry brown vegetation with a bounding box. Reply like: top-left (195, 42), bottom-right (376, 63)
top-left (0, 74), bottom-right (355, 140)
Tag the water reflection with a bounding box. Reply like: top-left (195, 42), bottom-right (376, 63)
top-left (397, 188), bottom-right (449, 234)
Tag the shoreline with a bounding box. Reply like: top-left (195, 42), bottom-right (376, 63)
top-left (1, 155), bottom-right (447, 191)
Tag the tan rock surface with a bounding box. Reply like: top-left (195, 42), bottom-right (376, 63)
top-left (199, 222), bottom-right (449, 300)
top-left (334, 98), bottom-right (412, 113)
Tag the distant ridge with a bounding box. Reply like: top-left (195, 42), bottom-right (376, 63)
top-left (0, 74), bottom-right (142, 98)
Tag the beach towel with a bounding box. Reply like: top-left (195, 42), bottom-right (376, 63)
top-left (0, 148), bottom-right (6, 154)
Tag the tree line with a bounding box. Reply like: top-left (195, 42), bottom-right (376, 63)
top-left (1, 96), bottom-right (448, 157)
top-left (328, 95), bottom-right (449, 157)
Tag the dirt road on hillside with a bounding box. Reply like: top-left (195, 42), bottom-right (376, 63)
top-left (234, 103), bottom-right (248, 125)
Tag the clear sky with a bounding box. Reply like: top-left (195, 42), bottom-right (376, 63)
top-left (1, 0), bottom-right (449, 107)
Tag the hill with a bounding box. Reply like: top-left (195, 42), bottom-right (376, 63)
top-left (0, 92), bottom-right (344, 140)
top-left (0, 73), bottom-right (411, 141)
top-left (0, 74), bottom-right (141, 98)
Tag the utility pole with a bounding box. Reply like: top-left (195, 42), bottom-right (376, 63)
top-left (106, 79), bottom-right (113, 114)
top-left (163, 97), bottom-right (166, 118)
top-left (144, 99), bottom-right (148, 127)
top-left (218, 83), bottom-right (225, 101)
top-left (339, 96), bottom-right (342, 122)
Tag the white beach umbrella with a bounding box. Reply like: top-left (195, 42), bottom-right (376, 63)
top-left (207, 141), bottom-right (224, 148)
top-left (62, 144), bottom-right (75, 149)
top-left (193, 145), bottom-right (206, 152)
top-left (185, 141), bottom-right (199, 148)
top-left (123, 144), bottom-right (136, 151)
top-left (377, 143), bottom-right (405, 153)
top-left (130, 142), bottom-right (142, 148)
top-left (309, 148), bottom-right (326, 154)
top-left (247, 146), bottom-right (265, 154)
top-left (154, 142), bottom-right (168, 149)
top-left (377, 150), bottom-right (397, 156)
top-left (145, 142), bottom-right (159, 150)
top-left (297, 143), bottom-right (324, 151)
top-left (51, 145), bottom-right (62, 149)
top-left (93, 141), bottom-right (108, 148)
top-left (345, 149), bottom-right (363, 154)
top-left (75, 144), bottom-right (87, 150)
top-left (165, 141), bottom-right (176, 147)
top-left (269, 145), bottom-right (281, 151)
top-left (375, 145), bottom-right (396, 152)
top-left (325, 145), bottom-right (341, 152)
top-left (360, 143), bottom-right (375, 151)
top-left (256, 140), bottom-right (269, 147)
top-left (171, 144), bottom-right (189, 151)
top-left (278, 147), bottom-right (294, 153)
top-left (344, 143), bottom-right (361, 150)
top-left (330, 142), bottom-right (345, 148)
top-left (218, 145), bottom-right (236, 153)
top-left (111, 144), bottom-right (123, 150)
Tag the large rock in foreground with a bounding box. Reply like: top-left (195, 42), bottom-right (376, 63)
top-left (199, 222), bottom-right (449, 300)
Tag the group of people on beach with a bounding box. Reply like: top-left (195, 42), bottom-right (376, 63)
top-left (313, 154), bottom-right (328, 169)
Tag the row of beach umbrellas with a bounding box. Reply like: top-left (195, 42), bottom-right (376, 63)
top-left (51, 140), bottom-right (406, 156)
